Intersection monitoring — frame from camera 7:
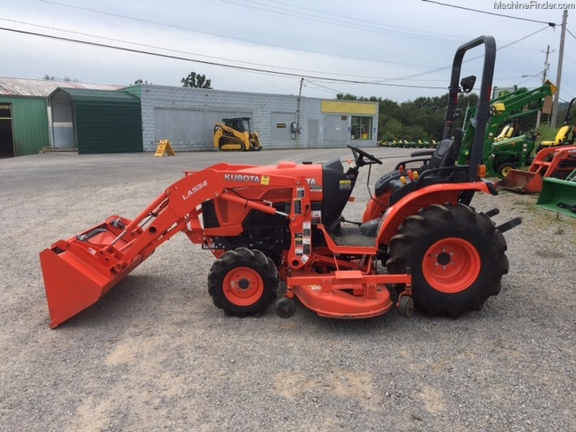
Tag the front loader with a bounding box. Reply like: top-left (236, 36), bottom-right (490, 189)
top-left (496, 145), bottom-right (576, 193)
top-left (40, 36), bottom-right (521, 328)
top-left (536, 167), bottom-right (576, 217)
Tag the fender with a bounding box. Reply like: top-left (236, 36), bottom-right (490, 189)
top-left (376, 182), bottom-right (493, 245)
top-left (362, 194), bottom-right (389, 223)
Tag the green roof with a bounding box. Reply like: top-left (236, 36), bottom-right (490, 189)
top-left (50, 88), bottom-right (140, 103)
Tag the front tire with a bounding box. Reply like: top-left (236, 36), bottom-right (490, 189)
top-left (386, 204), bottom-right (508, 317)
top-left (497, 162), bottom-right (514, 177)
top-left (208, 248), bottom-right (278, 316)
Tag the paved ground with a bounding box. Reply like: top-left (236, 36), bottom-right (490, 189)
top-left (0, 147), bottom-right (575, 431)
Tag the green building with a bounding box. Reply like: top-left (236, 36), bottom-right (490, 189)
top-left (49, 88), bottom-right (142, 154)
top-left (0, 77), bottom-right (131, 157)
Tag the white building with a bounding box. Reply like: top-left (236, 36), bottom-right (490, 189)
top-left (125, 84), bottom-right (379, 152)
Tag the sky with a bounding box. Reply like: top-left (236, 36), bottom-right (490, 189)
top-left (2, 0), bottom-right (575, 102)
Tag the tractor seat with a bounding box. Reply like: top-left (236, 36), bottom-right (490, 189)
top-left (374, 129), bottom-right (463, 199)
top-left (387, 131), bottom-right (463, 193)
top-left (374, 169), bottom-right (403, 197)
top-left (334, 131), bottom-right (465, 242)
top-left (359, 130), bottom-right (464, 239)
top-left (541, 126), bottom-right (571, 147)
top-left (495, 125), bottom-right (512, 141)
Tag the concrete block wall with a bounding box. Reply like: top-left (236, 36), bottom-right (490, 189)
top-left (138, 84), bottom-right (377, 152)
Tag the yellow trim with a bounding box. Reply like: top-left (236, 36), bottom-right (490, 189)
top-left (321, 100), bottom-right (377, 115)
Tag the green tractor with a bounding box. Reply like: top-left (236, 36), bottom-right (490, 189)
top-left (487, 129), bottom-right (540, 177)
top-left (457, 81), bottom-right (557, 177)
top-left (490, 96), bottom-right (576, 177)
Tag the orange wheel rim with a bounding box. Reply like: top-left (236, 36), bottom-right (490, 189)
top-left (422, 237), bottom-right (481, 294)
top-left (223, 267), bottom-right (264, 306)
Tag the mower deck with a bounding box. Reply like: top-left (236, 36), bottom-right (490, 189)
top-left (287, 271), bottom-right (411, 319)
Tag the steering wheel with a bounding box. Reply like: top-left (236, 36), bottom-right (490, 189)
top-left (528, 130), bottom-right (541, 140)
top-left (347, 145), bottom-right (382, 166)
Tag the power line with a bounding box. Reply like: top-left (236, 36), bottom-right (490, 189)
top-left (421, 0), bottom-right (558, 26)
top-left (0, 18), bottom-right (397, 81)
top-left (303, 80), bottom-right (344, 96)
top-left (38, 0), bottom-right (556, 79)
top-left (516, 72), bottom-right (542, 86)
top-left (222, 0), bottom-right (464, 43)
top-left (19, 16), bottom-right (533, 87)
top-left (39, 0), bottom-right (439, 69)
top-left (0, 25), bottom-right (448, 89)
top-left (267, 0), bottom-right (466, 41)
top-left (375, 25), bottom-right (552, 83)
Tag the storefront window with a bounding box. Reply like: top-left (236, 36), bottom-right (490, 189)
top-left (351, 116), bottom-right (372, 140)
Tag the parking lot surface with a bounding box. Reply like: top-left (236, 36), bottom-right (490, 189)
top-left (1, 147), bottom-right (575, 431)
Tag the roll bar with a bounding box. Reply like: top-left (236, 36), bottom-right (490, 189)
top-left (442, 35), bottom-right (496, 182)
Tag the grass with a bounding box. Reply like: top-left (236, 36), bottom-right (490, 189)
top-left (553, 225), bottom-right (565, 235)
top-left (535, 125), bottom-right (560, 142)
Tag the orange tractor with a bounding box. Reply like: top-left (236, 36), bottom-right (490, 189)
top-left (40, 36), bottom-right (521, 328)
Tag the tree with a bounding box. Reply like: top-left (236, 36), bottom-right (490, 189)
top-left (41, 74), bottom-right (78, 82)
top-left (336, 93), bottom-right (358, 100)
top-left (181, 72), bottom-right (212, 89)
top-left (134, 79), bottom-right (151, 84)
top-left (379, 117), bottom-right (403, 141)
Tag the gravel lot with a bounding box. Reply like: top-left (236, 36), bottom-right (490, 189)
top-left (1, 148), bottom-right (575, 432)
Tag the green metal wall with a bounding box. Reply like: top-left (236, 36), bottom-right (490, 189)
top-left (74, 100), bottom-right (143, 155)
top-left (0, 97), bottom-right (49, 156)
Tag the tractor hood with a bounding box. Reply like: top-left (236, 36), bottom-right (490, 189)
top-left (239, 160), bottom-right (324, 190)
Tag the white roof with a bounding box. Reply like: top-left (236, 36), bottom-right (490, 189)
top-left (0, 77), bottom-right (124, 97)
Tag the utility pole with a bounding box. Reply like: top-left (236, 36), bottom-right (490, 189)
top-left (551, 9), bottom-right (568, 128)
top-left (295, 77), bottom-right (304, 147)
top-left (297, 77), bottom-right (304, 131)
top-left (536, 44), bottom-right (551, 128)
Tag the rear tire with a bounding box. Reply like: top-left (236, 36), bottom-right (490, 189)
top-left (208, 248), bottom-right (278, 316)
top-left (386, 204), bottom-right (508, 318)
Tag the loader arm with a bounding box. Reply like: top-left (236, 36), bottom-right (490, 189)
top-left (40, 165), bottom-right (309, 328)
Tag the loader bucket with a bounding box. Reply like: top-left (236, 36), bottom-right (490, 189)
top-left (39, 216), bottom-right (145, 328)
top-left (536, 177), bottom-right (576, 217)
top-left (496, 169), bottom-right (543, 194)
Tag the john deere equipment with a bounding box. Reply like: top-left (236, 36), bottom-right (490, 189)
top-left (213, 117), bottom-right (262, 151)
top-left (457, 81), bottom-right (557, 176)
top-left (40, 36), bottom-right (521, 329)
top-left (494, 124), bottom-right (515, 141)
top-left (536, 168), bottom-right (576, 217)
top-left (488, 130), bottom-right (540, 177)
top-left (538, 97), bottom-right (576, 150)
